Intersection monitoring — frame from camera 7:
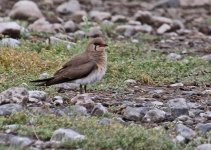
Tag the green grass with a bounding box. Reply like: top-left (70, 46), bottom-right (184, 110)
top-left (0, 111), bottom-right (182, 150)
top-left (0, 37), bottom-right (211, 92)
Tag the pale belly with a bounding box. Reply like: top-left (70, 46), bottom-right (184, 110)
top-left (73, 67), bottom-right (106, 85)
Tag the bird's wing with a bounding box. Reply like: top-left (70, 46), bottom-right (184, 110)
top-left (54, 53), bottom-right (90, 76)
top-left (45, 61), bottom-right (97, 85)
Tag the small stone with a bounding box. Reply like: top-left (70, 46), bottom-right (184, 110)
top-left (166, 53), bottom-right (182, 61)
top-left (89, 11), bottom-right (111, 22)
top-left (176, 124), bottom-right (196, 140)
top-left (180, 0), bottom-right (211, 7)
top-left (167, 98), bottom-right (189, 117)
top-left (71, 94), bottom-right (95, 110)
top-left (150, 101), bottom-right (164, 106)
top-left (87, 26), bottom-right (102, 38)
top-left (39, 72), bottom-right (49, 79)
top-left (111, 15), bottom-right (128, 23)
top-left (29, 91), bottom-right (47, 101)
top-left (170, 82), bottom-right (184, 87)
top-left (0, 22), bottom-right (21, 38)
top-left (134, 11), bottom-right (152, 24)
top-left (201, 54), bottom-right (211, 62)
top-left (0, 87), bottom-right (28, 104)
top-left (123, 106), bottom-right (148, 121)
top-left (196, 123), bottom-right (211, 134)
top-left (91, 103), bottom-right (108, 116)
top-left (9, 0), bottom-right (43, 21)
top-left (54, 98), bottom-right (63, 105)
top-left (64, 20), bottom-right (76, 32)
top-left (51, 128), bottom-right (85, 143)
top-left (0, 104), bottom-right (22, 116)
top-left (151, 16), bottom-right (173, 27)
top-left (143, 109), bottom-right (166, 123)
top-left (71, 10), bottom-right (87, 23)
top-left (28, 18), bottom-right (64, 33)
top-left (74, 30), bottom-right (86, 39)
top-left (0, 38), bottom-right (20, 48)
top-left (48, 36), bottom-right (75, 46)
top-left (177, 115), bottom-right (191, 122)
top-left (197, 144), bottom-right (211, 150)
top-left (56, 0), bottom-right (81, 14)
top-left (10, 136), bottom-right (33, 148)
top-left (0, 133), bottom-right (12, 144)
top-left (124, 79), bottom-right (137, 84)
top-left (4, 124), bottom-right (19, 133)
top-left (98, 118), bottom-right (111, 125)
top-left (176, 135), bottom-right (185, 142)
top-left (135, 24), bottom-right (153, 33)
top-left (69, 105), bottom-right (87, 116)
top-left (157, 24), bottom-right (171, 34)
top-left (116, 25), bottom-right (135, 37)
top-left (202, 89), bottom-right (211, 95)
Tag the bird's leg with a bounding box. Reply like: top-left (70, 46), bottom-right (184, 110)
top-left (84, 85), bottom-right (87, 93)
top-left (80, 84), bottom-right (83, 94)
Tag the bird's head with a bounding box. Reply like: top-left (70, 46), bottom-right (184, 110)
top-left (86, 37), bottom-right (108, 53)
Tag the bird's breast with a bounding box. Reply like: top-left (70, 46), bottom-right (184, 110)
top-left (73, 65), bottom-right (107, 85)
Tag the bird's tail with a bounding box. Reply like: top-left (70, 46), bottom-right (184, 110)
top-left (30, 77), bottom-right (54, 86)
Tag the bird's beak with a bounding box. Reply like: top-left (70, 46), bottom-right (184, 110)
top-left (104, 44), bottom-right (108, 47)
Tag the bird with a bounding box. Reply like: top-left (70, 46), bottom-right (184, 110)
top-left (31, 37), bottom-right (108, 94)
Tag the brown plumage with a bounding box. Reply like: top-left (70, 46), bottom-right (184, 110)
top-left (31, 37), bottom-right (108, 93)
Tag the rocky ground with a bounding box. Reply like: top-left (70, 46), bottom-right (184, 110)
top-left (0, 0), bottom-right (211, 149)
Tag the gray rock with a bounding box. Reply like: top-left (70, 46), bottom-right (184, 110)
top-left (111, 15), bottom-right (128, 23)
top-left (10, 136), bottom-right (33, 148)
top-left (175, 135), bottom-right (185, 142)
top-left (0, 87), bottom-right (28, 104)
top-left (87, 26), bottom-right (102, 37)
top-left (71, 94), bottom-right (95, 110)
top-left (4, 124), bottom-right (19, 133)
top-left (39, 72), bottom-right (49, 79)
top-left (0, 38), bottom-right (20, 47)
top-left (201, 54), bottom-right (211, 62)
top-left (150, 101), bottom-right (164, 106)
top-left (0, 133), bottom-right (12, 144)
top-left (196, 123), bottom-right (211, 134)
top-left (170, 82), bottom-right (184, 87)
top-left (202, 89), bottom-right (211, 95)
top-left (53, 96), bottom-right (64, 105)
top-left (176, 124), bottom-right (196, 140)
top-left (48, 36), bottom-right (75, 46)
top-left (123, 106), bottom-right (148, 121)
top-left (135, 24), bottom-right (153, 33)
top-left (98, 118), bottom-right (111, 125)
top-left (71, 10), bottom-right (87, 23)
top-left (9, 0), bottom-right (43, 21)
top-left (143, 109), bottom-right (166, 123)
top-left (134, 11), bottom-right (152, 24)
top-left (167, 98), bottom-right (189, 117)
top-left (157, 24), bottom-right (171, 34)
top-left (69, 105), bottom-right (87, 116)
top-left (166, 53), bottom-right (182, 61)
top-left (0, 104), bottom-right (22, 116)
top-left (57, 0), bottom-right (80, 14)
top-left (197, 144), bottom-right (211, 150)
top-left (51, 128), bottom-right (85, 143)
top-left (180, 0), bottom-right (211, 7)
top-left (200, 111), bottom-right (211, 120)
top-left (151, 16), bottom-right (173, 27)
top-left (89, 11), bottom-right (111, 22)
top-left (28, 18), bottom-right (64, 33)
top-left (29, 90), bottom-right (47, 101)
top-left (74, 30), bottom-right (86, 39)
top-left (64, 20), bottom-right (76, 32)
top-left (0, 22), bottom-right (21, 38)
top-left (91, 103), bottom-right (108, 116)
top-left (124, 79), bottom-right (137, 84)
